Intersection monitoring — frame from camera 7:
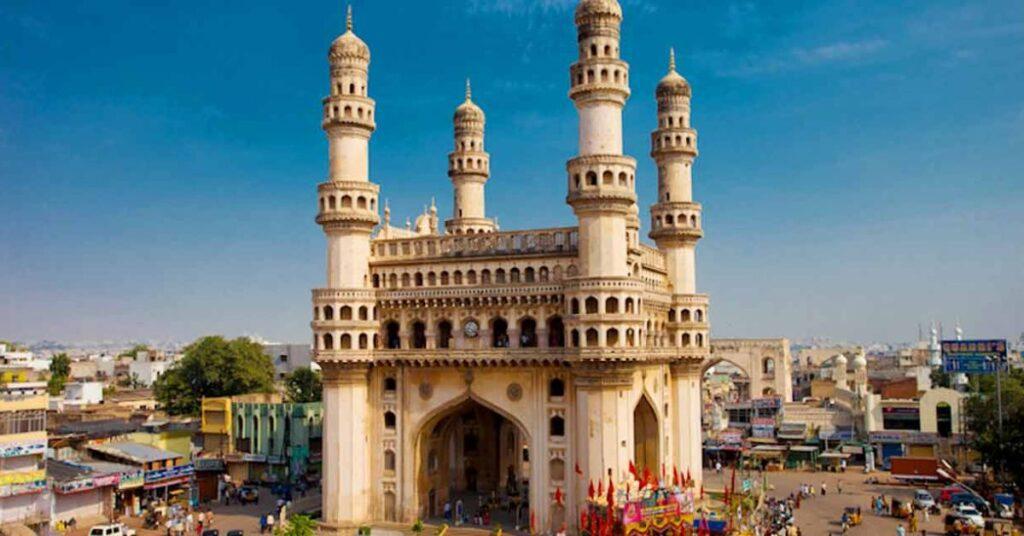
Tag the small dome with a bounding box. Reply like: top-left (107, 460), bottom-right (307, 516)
top-left (834, 354), bottom-right (848, 367)
top-left (852, 354), bottom-right (867, 370)
top-left (575, 0), bottom-right (622, 22)
top-left (657, 49), bottom-right (691, 98)
top-left (455, 80), bottom-right (485, 125)
top-left (329, 8), bottom-right (369, 63)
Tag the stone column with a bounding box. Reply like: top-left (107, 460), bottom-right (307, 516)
top-left (670, 361), bottom-right (703, 490)
top-left (572, 368), bottom-right (634, 505)
top-left (320, 364), bottom-right (372, 534)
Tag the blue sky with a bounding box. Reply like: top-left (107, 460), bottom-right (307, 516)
top-left (1, 0), bottom-right (1022, 345)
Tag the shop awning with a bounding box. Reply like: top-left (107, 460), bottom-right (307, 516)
top-left (819, 452), bottom-right (852, 460)
top-left (789, 446), bottom-right (819, 453)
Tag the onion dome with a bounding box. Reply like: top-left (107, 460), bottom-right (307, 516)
top-left (575, 0), bottom-right (622, 22)
top-left (454, 79), bottom-right (485, 126)
top-left (852, 353), bottom-right (867, 370)
top-left (330, 6), bottom-right (370, 63)
top-left (657, 49), bottom-right (691, 98)
top-left (834, 354), bottom-right (848, 368)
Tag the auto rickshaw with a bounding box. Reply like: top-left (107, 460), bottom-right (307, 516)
top-left (983, 519), bottom-right (1014, 536)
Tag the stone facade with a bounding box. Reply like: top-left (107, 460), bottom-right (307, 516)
top-left (312, 2), bottom-right (709, 533)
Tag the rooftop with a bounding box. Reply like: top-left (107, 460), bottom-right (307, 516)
top-left (87, 442), bottom-right (180, 464)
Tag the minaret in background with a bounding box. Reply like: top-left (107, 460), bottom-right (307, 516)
top-left (649, 49), bottom-right (702, 295)
top-left (446, 80), bottom-right (497, 234)
top-left (313, 6), bottom-right (376, 533)
top-left (649, 48), bottom-right (711, 489)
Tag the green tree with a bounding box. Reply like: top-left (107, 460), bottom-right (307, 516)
top-left (119, 344), bottom-right (152, 360)
top-left (964, 368), bottom-right (1024, 490)
top-left (48, 352), bottom-right (71, 395)
top-left (285, 368), bottom-right (322, 404)
top-left (0, 340), bottom-right (27, 352)
top-left (274, 515), bottom-right (316, 536)
top-left (153, 336), bottom-right (275, 415)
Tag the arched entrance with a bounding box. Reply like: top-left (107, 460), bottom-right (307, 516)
top-left (633, 396), bottom-right (659, 473)
top-left (417, 398), bottom-right (530, 529)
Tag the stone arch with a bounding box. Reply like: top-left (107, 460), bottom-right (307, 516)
top-left (633, 393), bottom-right (660, 472)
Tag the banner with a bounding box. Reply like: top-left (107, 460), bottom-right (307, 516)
top-left (0, 441), bottom-right (46, 459)
top-left (943, 339), bottom-right (1008, 374)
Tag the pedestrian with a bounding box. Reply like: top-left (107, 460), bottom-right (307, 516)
top-left (206, 509), bottom-right (214, 528)
top-left (896, 524), bottom-right (905, 536)
top-left (821, 482), bottom-right (827, 496)
top-left (837, 481), bottom-right (843, 494)
top-left (267, 512), bottom-right (276, 533)
top-left (259, 514), bottom-right (267, 534)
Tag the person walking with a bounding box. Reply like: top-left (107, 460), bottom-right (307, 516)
top-left (821, 482), bottom-right (827, 496)
top-left (267, 512), bottom-right (276, 534)
top-left (259, 514), bottom-right (267, 534)
top-left (896, 524), bottom-right (906, 536)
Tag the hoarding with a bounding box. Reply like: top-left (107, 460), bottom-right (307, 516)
top-left (942, 339), bottom-right (1008, 374)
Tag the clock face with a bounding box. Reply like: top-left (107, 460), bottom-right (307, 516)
top-left (464, 321), bottom-right (479, 338)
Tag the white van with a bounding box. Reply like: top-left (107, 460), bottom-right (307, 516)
top-left (88, 524), bottom-right (136, 536)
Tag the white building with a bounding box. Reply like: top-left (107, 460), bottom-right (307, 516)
top-left (0, 344), bottom-right (50, 373)
top-left (63, 382), bottom-right (105, 407)
top-left (127, 358), bottom-right (170, 387)
top-left (262, 343), bottom-right (313, 381)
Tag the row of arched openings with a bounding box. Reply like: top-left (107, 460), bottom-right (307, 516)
top-left (373, 265), bottom-right (555, 289)
top-left (381, 317), bottom-right (566, 349)
top-left (569, 296), bottom-right (639, 315)
top-left (319, 194), bottom-right (376, 212)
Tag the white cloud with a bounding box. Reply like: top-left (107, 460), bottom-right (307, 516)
top-left (714, 38), bottom-right (889, 78)
top-left (792, 39), bottom-right (888, 65)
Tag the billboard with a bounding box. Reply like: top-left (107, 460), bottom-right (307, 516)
top-left (942, 339), bottom-right (1008, 374)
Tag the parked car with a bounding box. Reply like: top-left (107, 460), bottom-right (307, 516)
top-left (89, 524), bottom-right (136, 536)
top-left (914, 489), bottom-right (936, 509)
top-left (939, 485), bottom-right (967, 504)
top-left (201, 531), bottom-right (219, 536)
top-left (950, 492), bottom-right (991, 516)
top-left (953, 504), bottom-right (985, 528)
top-left (238, 485), bottom-right (260, 505)
top-left (226, 531), bottom-right (244, 536)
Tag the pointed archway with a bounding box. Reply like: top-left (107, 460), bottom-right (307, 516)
top-left (633, 395), bottom-right (659, 474)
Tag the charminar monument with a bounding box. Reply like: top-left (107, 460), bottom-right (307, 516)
top-left (312, 1), bottom-right (710, 532)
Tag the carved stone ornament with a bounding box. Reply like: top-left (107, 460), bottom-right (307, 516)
top-left (418, 382), bottom-right (433, 400)
top-left (507, 383), bottom-right (523, 401)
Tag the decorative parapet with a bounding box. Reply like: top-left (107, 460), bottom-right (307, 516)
top-left (371, 227), bottom-right (578, 262)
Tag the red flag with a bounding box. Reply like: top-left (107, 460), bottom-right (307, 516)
top-left (661, 463), bottom-right (667, 480)
top-left (530, 511), bottom-right (536, 534)
top-left (607, 479), bottom-right (615, 509)
top-left (554, 487), bottom-right (564, 506)
top-left (597, 479), bottom-right (603, 498)
top-left (673, 466), bottom-right (680, 487)
top-left (686, 468), bottom-right (692, 487)
top-left (588, 480), bottom-right (595, 499)
top-left (628, 460), bottom-right (638, 480)
top-left (700, 484), bottom-right (705, 500)
top-left (580, 511), bottom-right (588, 531)
top-left (575, 462), bottom-right (583, 475)
top-left (642, 467), bottom-right (652, 489)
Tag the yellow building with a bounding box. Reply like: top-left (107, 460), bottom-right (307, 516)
top-left (0, 394), bottom-right (49, 530)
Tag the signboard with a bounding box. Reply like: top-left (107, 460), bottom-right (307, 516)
top-left (0, 479), bottom-right (47, 498)
top-left (751, 419), bottom-right (775, 439)
top-left (869, 431), bottom-right (904, 444)
top-left (194, 458), bottom-right (225, 472)
top-left (718, 430), bottom-right (743, 445)
top-left (942, 339), bottom-right (1008, 374)
top-left (819, 429), bottom-right (854, 441)
top-left (119, 471), bottom-right (144, 490)
top-left (752, 397), bottom-right (782, 410)
top-left (0, 441), bottom-right (46, 459)
top-left (145, 464), bottom-right (194, 484)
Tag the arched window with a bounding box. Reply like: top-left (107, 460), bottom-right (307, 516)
top-left (681, 333), bottom-right (691, 347)
top-left (680, 309), bottom-right (691, 322)
top-left (427, 272), bottom-right (437, 286)
top-left (492, 317), bottom-right (509, 348)
top-left (602, 170), bottom-right (613, 184)
top-left (695, 309), bottom-right (704, 322)
top-left (549, 415), bottom-right (565, 437)
top-left (585, 328), bottom-right (599, 347)
top-left (358, 306), bottom-right (368, 320)
top-left (606, 328), bottom-right (619, 347)
top-left (340, 306), bottom-right (352, 320)
top-left (453, 271), bottom-right (463, 285)
top-left (372, 275), bottom-right (380, 288)
top-left (358, 333), bottom-right (368, 349)
top-left (936, 403), bottom-right (953, 438)
top-left (384, 450), bottom-right (396, 472)
top-left (667, 309), bottom-right (676, 322)
top-left (571, 329), bottom-right (580, 348)
top-left (401, 273), bottom-right (411, 287)
top-left (388, 274), bottom-right (398, 288)
top-left (570, 298), bottom-right (580, 315)
top-left (481, 269), bottom-right (492, 285)
top-left (763, 358), bottom-right (776, 375)
top-left (585, 297), bottom-right (599, 314)
top-left (415, 272), bottom-right (424, 287)
top-left (412, 321), bottom-right (427, 349)
top-left (519, 317), bottom-right (538, 347)
top-left (340, 334), bottom-right (352, 349)
top-left (547, 316), bottom-right (565, 348)
top-left (440, 271), bottom-right (450, 285)
top-left (625, 298), bottom-right (635, 313)
top-left (437, 320), bottom-right (453, 349)
top-left (539, 266), bottom-right (549, 282)
top-left (605, 297), bottom-right (619, 314)
top-left (626, 328), bottom-right (636, 347)
top-left (384, 411), bottom-right (396, 430)
top-left (322, 333), bottom-right (334, 350)
top-left (586, 172), bottom-right (598, 186)
top-left (524, 267), bottom-right (535, 282)
top-left (549, 378), bottom-right (565, 398)
top-left (466, 270), bottom-right (477, 285)
top-left (510, 267), bottom-right (521, 283)
top-left (696, 333), bottom-right (704, 347)
top-left (385, 321), bottom-right (401, 349)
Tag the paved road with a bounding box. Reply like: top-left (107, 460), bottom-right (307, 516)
top-left (704, 469), bottom-right (946, 535)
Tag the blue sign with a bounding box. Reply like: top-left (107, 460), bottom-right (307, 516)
top-left (942, 339), bottom-right (1007, 374)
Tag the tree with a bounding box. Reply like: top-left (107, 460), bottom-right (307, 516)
top-left (119, 344), bottom-right (152, 360)
top-left (0, 340), bottom-right (26, 352)
top-left (964, 368), bottom-right (1024, 490)
top-left (153, 336), bottom-right (275, 415)
top-left (274, 515), bottom-right (316, 536)
top-left (48, 352), bottom-right (71, 396)
top-left (285, 368), bottom-right (322, 404)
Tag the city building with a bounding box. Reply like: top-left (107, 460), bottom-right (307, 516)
top-left (86, 442), bottom-right (194, 508)
top-left (198, 394), bottom-right (323, 487)
top-left (0, 344), bottom-right (49, 373)
top-left (0, 393), bottom-right (50, 531)
top-left (63, 381), bottom-right (105, 408)
top-left (127, 356), bottom-right (171, 387)
top-left (263, 343), bottom-right (314, 381)
top-left (311, 2), bottom-right (709, 532)
top-left (47, 460), bottom-right (119, 526)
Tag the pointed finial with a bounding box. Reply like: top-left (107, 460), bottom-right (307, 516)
top-left (346, 5), bottom-right (353, 32)
top-left (465, 78), bottom-right (472, 101)
top-left (669, 47), bottom-right (677, 72)
top-left (430, 197), bottom-right (437, 211)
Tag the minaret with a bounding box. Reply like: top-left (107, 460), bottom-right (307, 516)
top-left (649, 48), bottom-right (702, 294)
top-left (446, 80), bottom-right (496, 234)
top-left (313, 6), bottom-right (375, 532)
top-left (567, 0), bottom-right (635, 277)
top-left (650, 48), bottom-right (711, 492)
